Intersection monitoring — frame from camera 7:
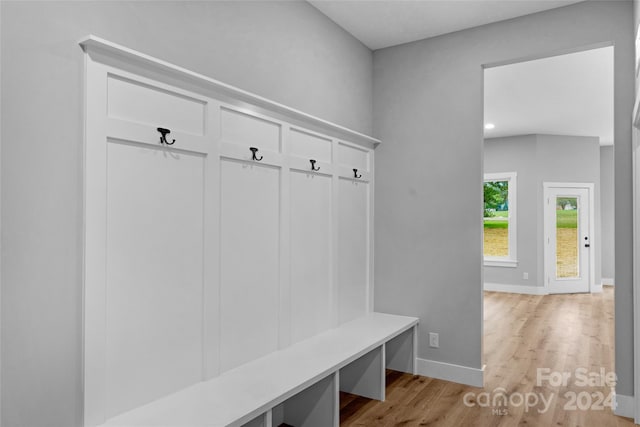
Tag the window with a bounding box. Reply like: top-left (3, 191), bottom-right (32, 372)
top-left (483, 172), bottom-right (517, 267)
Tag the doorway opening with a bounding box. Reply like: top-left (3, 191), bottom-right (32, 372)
top-left (482, 45), bottom-right (616, 419)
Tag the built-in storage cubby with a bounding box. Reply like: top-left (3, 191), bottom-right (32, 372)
top-left (340, 346), bottom-right (385, 400)
top-left (81, 36), bottom-right (407, 427)
top-left (241, 412), bottom-right (271, 427)
top-left (338, 325), bottom-right (417, 414)
top-left (272, 374), bottom-right (338, 427)
top-left (385, 327), bottom-right (417, 374)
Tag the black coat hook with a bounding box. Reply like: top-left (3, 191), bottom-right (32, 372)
top-left (157, 127), bottom-right (175, 145)
top-left (353, 168), bottom-right (362, 179)
top-left (249, 147), bottom-right (263, 161)
top-left (310, 159), bottom-right (320, 171)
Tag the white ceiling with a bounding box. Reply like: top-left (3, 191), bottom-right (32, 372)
top-left (484, 47), bottom-right (614, 145)
top-left (308, 1), bottom-right (613, 145)
top-left (308, 0), bottom-right (583, 50)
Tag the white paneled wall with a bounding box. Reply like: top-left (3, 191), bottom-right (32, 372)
top-left (83, 46), bottom-right (375, 425)
top-left (219, 159), bottom-right (281, 371)
top-left (105, 142), bottom-right (205, 416)
top-left (290, 170), bottom-right (333, 344)
top-left (338, 178), bottom-right (370, 324)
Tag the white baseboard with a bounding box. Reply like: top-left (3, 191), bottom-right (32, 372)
top-left (592, 282), bottom-right (603, 293)
top-left (484, 282), bottom-right (548, 295)
top-left (416, 358), bottom-right (484, 387)
top-left (602, 277), bottom-right (615, 286)
top-left (614, 393), bottom-right (634, 419)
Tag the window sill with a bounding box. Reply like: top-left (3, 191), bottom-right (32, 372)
top-left (484, 259), bottom-right (518, 268)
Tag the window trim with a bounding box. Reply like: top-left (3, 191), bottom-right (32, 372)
top-left (483, 172), bottom-right (517, 267)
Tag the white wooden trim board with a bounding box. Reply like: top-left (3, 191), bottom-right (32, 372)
top-left (484, 282), bottom-right (548, 295)
top-left (415, 358), bottom-right (484, 388)
top-left (614, 393), bottom-right (635, 419)
top-left (79, 35), bottom-right (380, 149)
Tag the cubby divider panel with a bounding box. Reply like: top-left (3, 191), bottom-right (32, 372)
top-left (385, 326), bottom-right (417, 375)
top-left (339, 345), bottom-right (385, 401)
top-left (272, 374), bottom-right (338, 427)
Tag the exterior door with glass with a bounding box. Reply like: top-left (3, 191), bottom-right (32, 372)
top-left (544, 184), bottom-right (593, 294)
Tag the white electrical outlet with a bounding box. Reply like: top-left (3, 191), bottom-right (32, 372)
top-left (523, 272), bottom-right (529, 280)
top-left (429, 332), bottom-right (439, 348)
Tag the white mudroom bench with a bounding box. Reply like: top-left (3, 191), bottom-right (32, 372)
top-left (102, 312), bottom-right (418, 427)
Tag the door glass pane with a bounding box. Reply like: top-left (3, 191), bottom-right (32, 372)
top-left (483, 180), bottom-right (509, 257)
top-left (556, 196), bottom-right (579, 278)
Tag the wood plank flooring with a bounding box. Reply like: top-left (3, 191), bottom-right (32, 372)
top-left (340, 287), bottom-right (634, 426)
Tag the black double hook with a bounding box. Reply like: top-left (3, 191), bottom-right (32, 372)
top-left (310, 159), bottom-right (320, 171)
top-left (157, 127), bottom-right (175, 145)
top-left (353, 168), bottom-right (362, 179)
top-left (250, 147), bottom-right (263, 161)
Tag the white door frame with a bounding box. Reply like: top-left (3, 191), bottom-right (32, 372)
top-left (632, 93), bottom-right (640, 424)
top-left (543, 182), bottom-right (596, 294)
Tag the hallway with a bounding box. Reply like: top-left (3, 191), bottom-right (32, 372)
top-left (340, 288), bottom-right (634, 426)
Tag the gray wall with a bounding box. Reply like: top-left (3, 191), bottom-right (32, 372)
top-left (637, 0), bottom-right (640, 50)
top-left (601, 145), bottom-right (615, 282)
top-left (373, 0), bottom-right (634, 394)
top-left (0, 2), bottom-right (372, 426)
top-left (483, 134), bottom-right (602, 290)
top-left (483, 135), bottom-right (538, 287)
top-left (535, 135), bottom-right (602, 289)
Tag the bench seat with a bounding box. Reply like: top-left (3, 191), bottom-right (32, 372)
top-left (103, 312), bottom-right (419, 427)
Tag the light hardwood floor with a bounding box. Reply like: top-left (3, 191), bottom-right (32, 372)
top-left (340, 287), bottom-right (634, 426)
